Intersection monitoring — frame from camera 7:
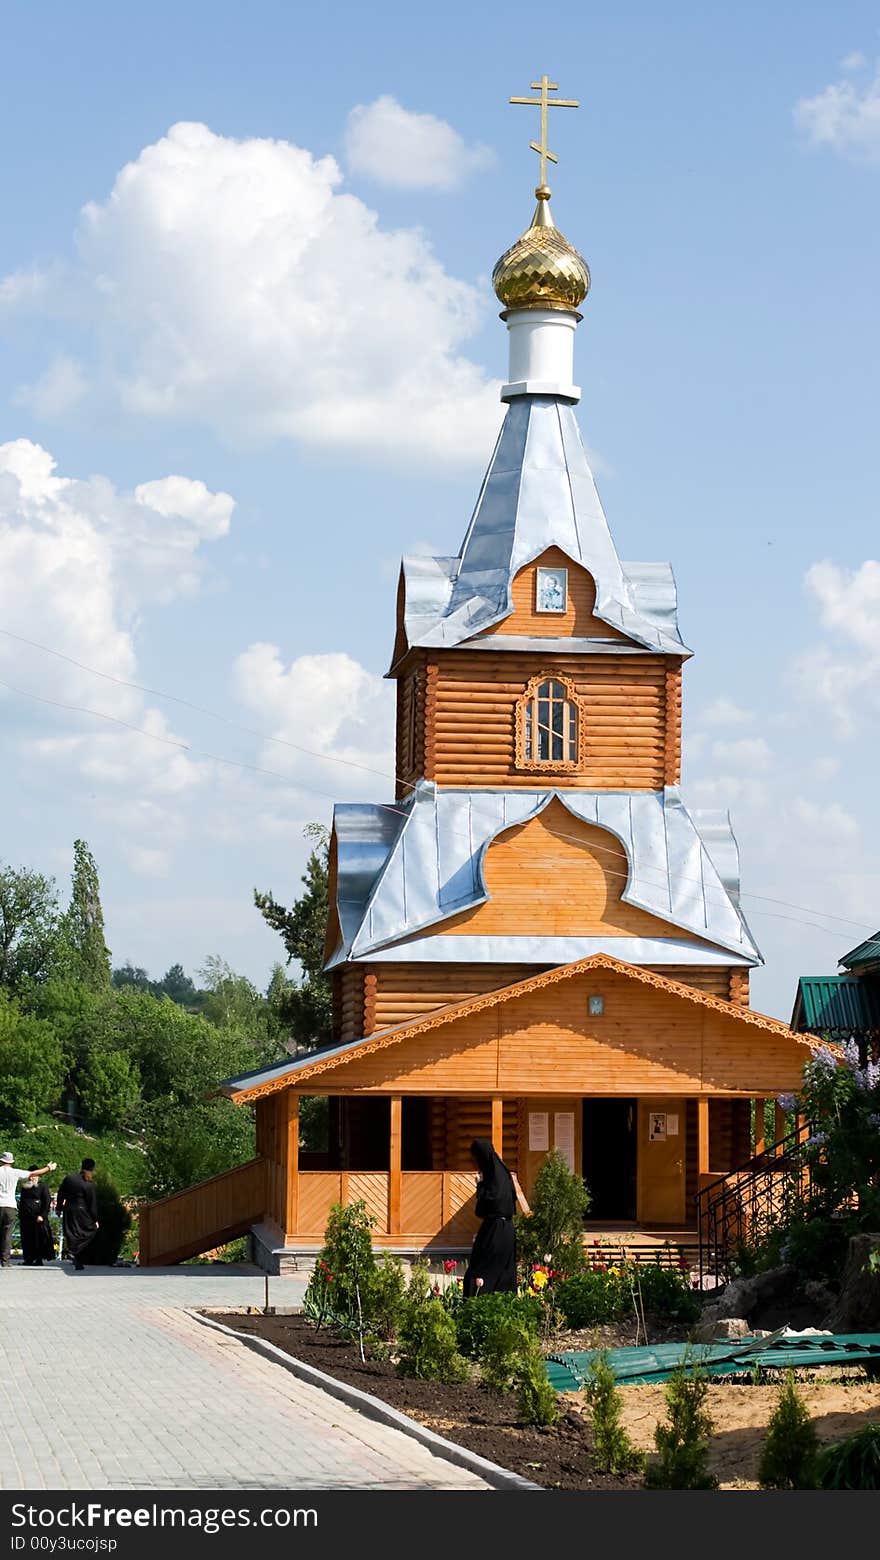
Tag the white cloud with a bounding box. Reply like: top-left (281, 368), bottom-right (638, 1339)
top-left (345, 96), bottom-right (494, 190)
top-left (4, 121), bottom-right (502, 472)
top-left (710, 736), bottom-right (774, 771)
top-left (701, 696), bottom-right (754, 727)
top-left (14, 355), bottom-right (88, 418)
top-left (805, 559), bottom-right (880, 649)
top-left (794, 58), bottom-right (880, 162)
top-left (232, 643), bottom-right (395, 797)
top-left (841, 51), bottom-right (867, 72)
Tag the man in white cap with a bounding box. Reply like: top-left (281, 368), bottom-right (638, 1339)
top-left (0, 1152), bottom-right (57, 1269)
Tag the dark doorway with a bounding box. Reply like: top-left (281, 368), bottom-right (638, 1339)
top-left (582, 1098), bottom-right (637, 1220)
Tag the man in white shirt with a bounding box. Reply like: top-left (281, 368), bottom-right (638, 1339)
top-left (0, 1151), bottom-right (57, 1268)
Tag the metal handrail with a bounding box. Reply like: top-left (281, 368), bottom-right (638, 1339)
top-left (696, 1121), bottom-right (813, 1288)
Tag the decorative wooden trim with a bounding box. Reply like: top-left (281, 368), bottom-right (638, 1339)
top-left (423, 660), bottom-right (438, 781)
top-left (225, 953), bottom-right (826, 1103)
top-left (664, 663), bottom-right (682, 785)
top-left (514, 672), bottom-right (586, 774)
top-left (363, 970), bottom-right (377, 1036)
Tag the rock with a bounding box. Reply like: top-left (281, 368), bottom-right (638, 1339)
top-left (713, 1265), bottom-right (796, 1322)
top-left (693, 1316), bottom-right (751, 1342)
top-left (803, 1279), bottom-right (836, 1322)
top-left (829, 1234), bottom-right (880, 1332)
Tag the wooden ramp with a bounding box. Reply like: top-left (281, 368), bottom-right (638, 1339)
top-left (138, 1158), bottom-right (268, 1266)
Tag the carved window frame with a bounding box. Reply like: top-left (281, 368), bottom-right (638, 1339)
top-left (514, 673), bottom-right (586, 773)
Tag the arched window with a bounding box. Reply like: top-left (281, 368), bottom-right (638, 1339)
top-left (515, 675), bottom-right (584, 772)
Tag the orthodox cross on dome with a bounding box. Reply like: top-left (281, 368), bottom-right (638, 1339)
top-left (509, 74), bottom-right (579, 196)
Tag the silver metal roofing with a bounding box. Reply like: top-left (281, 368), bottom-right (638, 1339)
top-left (393, 397), bottom-right (690, 665)
top-left (357, 934), bottom-right (752, 968)
top-left (328, 784), bottom-right (761, 970)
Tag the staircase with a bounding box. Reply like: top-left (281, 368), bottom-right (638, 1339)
top-left (696, 1121), bottom-right (812, 1287)
top-left (138, 1158), bottom-right (268, 1266)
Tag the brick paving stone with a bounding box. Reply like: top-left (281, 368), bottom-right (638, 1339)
top-left (0, 1264), bottom-right (489, 1492)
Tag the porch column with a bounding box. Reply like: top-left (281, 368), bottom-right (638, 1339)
top-left (285, 1093), bottom-right (299, 1241)
top-left (697, 1097), bottom-right (710, 1177)
top-left (491, 1098), bottom-right (504, 1157)
top-left (754, 1098), bottom-right (766, 1156)
top-left (774, 1100), bottom-right (785, 1151)
top-left (389, 1095), bottom-right (402, 1235)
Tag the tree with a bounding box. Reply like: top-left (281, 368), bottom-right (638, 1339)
top-left (78, 1047), bottom-right (141, 1131)
top-left (155, 963), bottom-right (198, 1007)
top-left (516, 1148), bottom-right (590, 1274)
top-left (0, 863), bottom-right (61, 990)
top-left (112, 962), bottom-right (152, 992)
top-left (759, 1373), bottom-right (818, 1489)
top-left (198, 955), bottom-right (266, 1031)
top-left (254, 823), bottom-right (332, 1050)
top-left (0, 989), bottom-right (64, 1125)
top-left (62, 840), bottom-right (111, 990)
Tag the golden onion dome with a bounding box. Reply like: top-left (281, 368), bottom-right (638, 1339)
top-left (492, 188), bottom-right (590, 313)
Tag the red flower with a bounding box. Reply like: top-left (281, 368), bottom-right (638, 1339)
top-left (443, 1259), bottom-right (457, 1273)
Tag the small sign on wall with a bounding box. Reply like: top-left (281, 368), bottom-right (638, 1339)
top-left (554, 1111), bottom-right (576, 1171)
top-left (649, 1111), bottom-right (667, 1142)
top-left (666, 1113), bottom-right (679, 1137)
top-left (528, 1112), bottom-right (549, 1151)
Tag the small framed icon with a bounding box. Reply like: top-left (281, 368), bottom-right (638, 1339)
top-left (588, 994), bottom-right (604, 1016)
top-left (535, 565), bottom-right (568, 614)
top-left (649, 1112), bottom-right (667, 1142)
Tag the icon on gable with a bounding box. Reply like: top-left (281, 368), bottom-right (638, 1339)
top-left (535, 565), bottom-right (568, 613)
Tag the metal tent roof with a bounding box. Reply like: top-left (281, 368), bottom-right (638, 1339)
top-left (790, 975), bottom-right (880, 1034)
top-left (839, 932), bottom-right (880, 973)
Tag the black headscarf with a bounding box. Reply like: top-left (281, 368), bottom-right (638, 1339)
top-left (470, 1138), bottom-right (515, 1220)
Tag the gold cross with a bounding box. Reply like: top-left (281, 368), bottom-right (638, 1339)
top-left (509, 74), bottom-right (579, 193)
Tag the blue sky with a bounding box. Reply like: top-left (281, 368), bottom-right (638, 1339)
top-left (1, 0), bottom-right (878, 1016)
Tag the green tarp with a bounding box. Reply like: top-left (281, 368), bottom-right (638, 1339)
top-left (546, 1332), bottom-right (880, 1390)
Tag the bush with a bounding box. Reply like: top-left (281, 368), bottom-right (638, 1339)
top-left (555, 1268), bottom-right (627, 1328)
top-left (516, 1149), bottom-right (589, 1275)
top-left (635, 1261), bottom-right (700, 1323)
top-left (456, 1291), bottom-right (541, 1359)
top-left (302, 1200), bottom-right (377, 1357)
top-left (479, 1312), bottom-right (536, 1392)
top-left (645, 1366), bottom-right (717, 1489)
top-left (398, 1296), bottom-right (468, 1383)
top-left (585, 1353), bottom-right (643, 1474)
top-left (87, 1172), bottom-right (131, 1265)
top-left (368, 1254), bottom-right (407, 1342)
top-left (516, 1343), bottom-right (559, 1427)
top-left (758, 1373), bottom-right (818, 1489)
top-left (79, 1047), bottom-right (141, 1130)
top-left (818, 1423), bottom-right (880, 1490)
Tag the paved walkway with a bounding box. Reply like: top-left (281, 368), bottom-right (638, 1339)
top-left (0, 1264), bottom-right (488, 1491)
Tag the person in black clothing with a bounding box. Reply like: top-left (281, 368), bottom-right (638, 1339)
top-left (463, 1137), bottom-right (517, 1297)
top-left (56, 1158), bottom-right (99, 1271)
top-left (18, 1168), bottom-right (55, 1266)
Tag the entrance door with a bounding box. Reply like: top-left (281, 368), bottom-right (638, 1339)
top-left (637, 1098), bottom-right (686, 1225)
top-left (582, 1099), bottom-right (637, 1220)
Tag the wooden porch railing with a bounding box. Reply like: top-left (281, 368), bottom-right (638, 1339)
top-left (138, 1157), bottom-right (268, 1267)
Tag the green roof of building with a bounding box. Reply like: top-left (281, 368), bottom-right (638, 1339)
top-left (791, 975), bottom-right (880, 1034)
top-left (840, 932), bottom-right (880, 972)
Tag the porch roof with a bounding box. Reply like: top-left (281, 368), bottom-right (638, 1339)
top-left (221, 952), bottom-right (824, 1103)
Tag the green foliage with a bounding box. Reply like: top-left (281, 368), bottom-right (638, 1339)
top-left (479, 1312), bottom-right (536, 1391)
top-left (398, 1296), bottom-right (468, 1383)
top-left (0, 863), bottom-right (61, 990)
top-left (303, 1200), bottom-right (377, 1357)
top-left (645, 1366), bottom-right (718, 1490)
top-left (0, 990), bottom-right (64, 1125)
top-left (818, 1423), bottom-right (880, 1490)
top-left (78, 1047), bottom-right (141, 1130)
top-left (555, 1268), bottom-right (627, 1328)
top-left (142, 1098), bottom-right (256, 1199)
top-left (758, 1373), bottom-right (819, 1489)
top-left (585, 1353), bottom-right (643, 1474)
top-left (198, 955), bottom-right (265, 1030)
top-left (455, 1291), bottom-right (541, 1359)
top-left (60, 840), bottom-right (111, 991)
top-left (516, 1343), bottom-right (559, 1427)
top-left (516, 1149), bottom-right (589, 1275)
top-left (0, 1118), bottom-right (146, 1197)
top-left (299, 1095), bottom-right (329, 1152)
top-left (254, 825), bottom-right (332, 1051)
top-left (88, 1171), bottom-right (132, 1266)
top-left (368, 1254), bottom-right (407, 1342)
top-left (635, 1261), bottom-right (700, 1323)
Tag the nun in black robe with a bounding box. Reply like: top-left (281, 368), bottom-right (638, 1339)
top-left (56, 1161), bottom-right (99, 1271)
top-left (463, 1138), bottom-right (517, 1297)
top-left (18, 1170), bottom-right (54, 1265)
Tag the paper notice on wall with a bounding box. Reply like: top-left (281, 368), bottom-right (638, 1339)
top-left (666, 1113), bottom-right (679, 1137)
top-left (528, 1112), bottom-right (549, 1151)
top-left (554, 1111), bottom-right (576, 1171)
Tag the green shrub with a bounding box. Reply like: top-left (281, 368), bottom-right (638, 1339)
top-left (585, 1353), bottom-right (643, 1475)
top-left (79, 1047), bottom-right (141, 1130)
top-left (398, 1296), bottom-right (468, 1383)
top-left (645, 1365), bottom-right (717, 1489)
top-left (368, 1254), bottom-right (407, 1342)
top-left (555, 1268), bottom-right (627, 1328)
top-left (479, 1313), bottom-right (535, 1392)
top-left (635, 1261), bottom-right (700, 1323)
top-left (818, 1423), bottom-right (880, 1489)
top-left (0, 993), bottom-right (64, 1126)
top-left (758, 1373), bottom-right (818, 1489)
top-left (455, 1291), bottom-right (541, 1359)
top-left (516, 1149), bottom-right (589, 1274)
top-left (302, 1200), bottom-right (377, 1357)
top-left (87, 1172), bottom-right (131, 1266)
top-left (516, 1343), bottom-right (559, 1427)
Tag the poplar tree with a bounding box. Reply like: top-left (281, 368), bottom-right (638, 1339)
top-left (63, 839), bottom-right (111, 990)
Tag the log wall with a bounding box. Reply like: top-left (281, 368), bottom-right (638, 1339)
top-left (475, 548), bottom-right (629, 642)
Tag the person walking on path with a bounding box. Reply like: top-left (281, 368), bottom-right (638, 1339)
top-left (18, 1166), bottom-right (56, 1266)
top-left (56, 1158), bottom-right (99, 1271)
top-left (0, 1151), bottom-right (57, 1269)
top-left (462, 1138), bottom-right (518, 1298)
